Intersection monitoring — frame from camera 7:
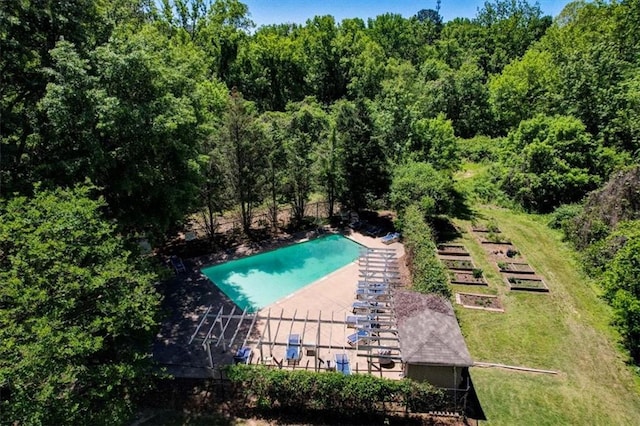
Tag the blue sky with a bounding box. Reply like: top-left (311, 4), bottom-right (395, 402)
top-left (242, 1), bottom-right (572, 27)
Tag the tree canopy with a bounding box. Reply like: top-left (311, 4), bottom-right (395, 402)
top-left (0, 185), bottom-right (160, 425)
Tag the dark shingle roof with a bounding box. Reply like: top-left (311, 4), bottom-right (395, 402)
top-left (394, 291), bottom-right (473, 367)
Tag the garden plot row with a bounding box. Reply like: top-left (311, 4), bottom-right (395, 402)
top-left (437, 242), bottom-right (507, 312)
top-left (471, 222), bottom-right (549, 293)
top-left (437, 244), bottom-right (487, 286)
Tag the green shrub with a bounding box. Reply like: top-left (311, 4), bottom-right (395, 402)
top-left (225, 364), bottom-right (449, 415)
top-left (548, 203), bottom-right (583, 230)
top-left (400, 204), bottom-right (451, 297)
top-left (457, 135), bottom-right (503, 163)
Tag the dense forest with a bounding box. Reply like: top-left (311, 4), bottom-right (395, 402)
top-left (2, 0), bottom-right (640, 424)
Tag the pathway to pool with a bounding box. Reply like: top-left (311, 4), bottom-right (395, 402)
top-left (152, 231), bottom-right (405, 378)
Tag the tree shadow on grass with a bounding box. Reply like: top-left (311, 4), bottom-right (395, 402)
top-left (450, 189), bottom-right (475, 221)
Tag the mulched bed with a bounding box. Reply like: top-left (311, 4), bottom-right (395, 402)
top-left (449, 271), bottom-right (487, 286)
top-left (455, 292), bottom-right (504, 312)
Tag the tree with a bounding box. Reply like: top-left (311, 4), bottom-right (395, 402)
top-left (474, 0), bottom-right (552, 75)
top-left (218, 89), bottom-right (266, 234)
top-left (334, 18), bottom-right (386, 100)
top-left (231, 25), bottom-right (307, 111)
top-left (301, 15), bottom-right (346, 104)
top-left (488, 49), bottom-right (560, 131)
top-left (0, 184), bottom-right (160, 425)
top-left (314, 128), bottom-right (345, 219)
top-left (602, 235), bottom-right (640, 362)
top-left (409, 114), bottom-right (459, 171)
top-left (0, 0), bottom-right (108, 195)
top-left (501, 115), bottom-right (603, 212)
top-left (371, 59), bottom-right (429, 162)
top-left (283, 98), bottom-right (329, 225)
top-left (259, 111), bottom-right (289, 231)
top-left (390, 160), bottom-right (455, 216)
top-left (32, 25), bottom-right (211, 237)
top-left (333, 99), bottom-right (389, 210)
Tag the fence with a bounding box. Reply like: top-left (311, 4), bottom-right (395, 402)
top-left (195, 201), bottom-right (337, 235)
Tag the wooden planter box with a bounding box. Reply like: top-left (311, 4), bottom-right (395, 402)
top-left (497, 262), bottom-right (535, 274)
top-left (471, 223), bottom-right (502, 233)
top-left (441, 258), bottom-right (476, 271)
top-left (437, 244), bottom-right (469, 256)
top-left (449, 271), bottom-right (487, 286)
top-left (455, 292), bottom-right (504, 312)
top-left (478, 235), bottom-right (512, 245)
top-left (505, 275), bottom-right (549, 292)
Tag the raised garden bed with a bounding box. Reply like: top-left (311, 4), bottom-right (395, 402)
top-left (471, 224), bottom-right (502, 233)
top-left (486, 246), bottom-right (520, 260)
top-left (449, 271), bottom-right (487, 286)
top-left (441, 258), bottom-right (475, 270)
top-left (497, 262), bottom-right (535, 274)
top-left (437, 244), bottom-right (469, 256)
top-left (455, 292), bottom-right (504, 312)
top-left (505, 276), bottom-right (549, 292)
top-left (477, 233), bottom-right (512, 244)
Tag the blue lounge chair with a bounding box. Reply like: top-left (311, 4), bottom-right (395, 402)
top-left (233, 346), bottom-right (252, 364)
top-left (347, 329), bottom-right (370, 346)
top-left (335, 353), bottom-right (351, 375)
top-left (170, 256), bottom-right (186, 274)
top-left (346, 314), bottom-right (371, 328)
top-left (381, 232), bottom-right (401, 244)
top-left (286, 334), bottom-right (302, 364)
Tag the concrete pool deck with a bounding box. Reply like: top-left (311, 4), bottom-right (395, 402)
top-left (152, 230), bottom-right (405, 379)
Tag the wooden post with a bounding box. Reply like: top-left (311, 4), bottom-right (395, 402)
top-left (206, 340), bottom-right (214, 369)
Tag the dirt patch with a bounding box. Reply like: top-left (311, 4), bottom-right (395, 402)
top-left (482, 244), bottom-right (520, 261)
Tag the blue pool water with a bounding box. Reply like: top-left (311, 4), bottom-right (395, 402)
top-left (202, 234), bottom-right (363, 311)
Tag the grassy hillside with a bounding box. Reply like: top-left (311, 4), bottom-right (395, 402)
top-left (449, 199), bottom-right (640, 424)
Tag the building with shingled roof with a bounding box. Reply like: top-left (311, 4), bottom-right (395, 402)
top-left (394, 290), bottom-right (473, 388)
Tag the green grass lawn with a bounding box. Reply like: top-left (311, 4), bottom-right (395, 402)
top-left (450, 206), bottom-right (640, 424)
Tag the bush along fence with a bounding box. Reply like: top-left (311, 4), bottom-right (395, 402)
top-left (226, 364), bottom-right (452, 416)
top-left (400, 204), bottom-right (451, 297)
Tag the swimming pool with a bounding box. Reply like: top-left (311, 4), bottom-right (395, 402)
top-left (201, 234), bottom-right (364, 311)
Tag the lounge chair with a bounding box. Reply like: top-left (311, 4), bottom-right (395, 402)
top-left (346, 314), bottom-right (373, 328)
top-left (347, 329), bottom-right (370, 346)
top-left (170, 256), bottom-right (186, 274)
top-left (381, 232), bottom-right (401, 244)
top-left (335, 353), bottom-right (351, 375)
top-left (346, 314), bottom-right (379, 329)
top-left (352, 300), bottom-right (381, 313)
top-left (356, 287), bottom-right (389, 301)
top-left (286, 334), bottom-right (302, 365)
top-left (364, 224), bottom-right (383, 237)
top-left (233, 346), bottom-right (252, 364)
